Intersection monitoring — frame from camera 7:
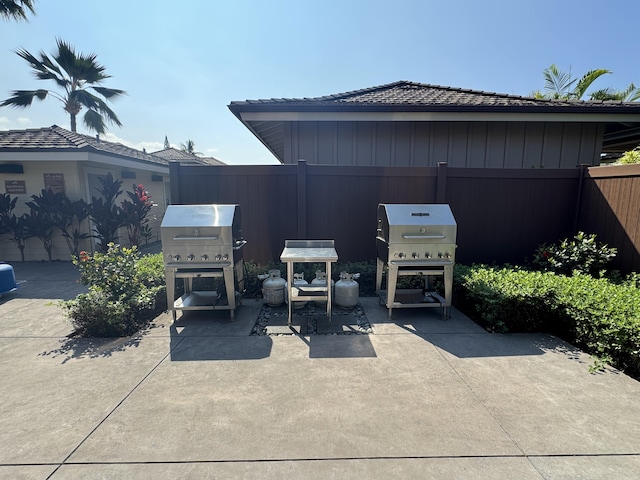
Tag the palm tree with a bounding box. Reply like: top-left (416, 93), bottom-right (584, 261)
top-left (534, 64), bottom-right (611, 100)
top-left (180, 139), bottom-right (202, 156)
top-left (0, 0), bottom-right (35, 21)
top-left (1, 38), bottom-right (126, 134)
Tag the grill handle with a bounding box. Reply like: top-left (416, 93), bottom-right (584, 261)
top-left (233, 240), bottom-right (247, 250)
top-left (402, 234), bottom-right (446, 239)
top-left (173, 235), bottom-right (219, 240)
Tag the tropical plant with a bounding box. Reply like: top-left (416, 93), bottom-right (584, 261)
top-left (0, 0), bottom-right (35, 21)
top-left (88, 173), bottom-right (127, 252)
top-left (121, 183), bottom-right (153, 247)
top-left (5, 214), bottom-right (32, 261)
top-left (533, 64), bottom-right (611, 100)
top-left (0, 193), bottom-right (32, 261)
top-left (1, 38), bottom-right (126, 134)
top-left (0, 192), bottom-right (17, 235)
top-left (23, 208), bottom-right (54, 261)
top-left (533, 64), bottom-right (640, 102)
top-left (180, 139), bottom-right (202, 156)
top-left (26, 188), bottom-right (91, 257)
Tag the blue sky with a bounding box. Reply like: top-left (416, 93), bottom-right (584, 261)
top-left (1, 0), bottom-right (638, 164)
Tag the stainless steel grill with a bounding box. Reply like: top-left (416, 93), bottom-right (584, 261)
top-left (375, 203), bottom-right (457, 318)
top-left (161, 204), bottom-right (246, 320)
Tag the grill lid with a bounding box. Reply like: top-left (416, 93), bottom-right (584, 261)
top-left (377, 204), bottom-right (457, 244)
top-left (161, 204), bottom-right (239, 228)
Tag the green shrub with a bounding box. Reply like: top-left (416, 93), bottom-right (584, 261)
top-left (63, 244), bottom-right (166, 337)
top-left (533, 231), bottom-right (617, 277)
top-left (455, 264), bottom-right (640, 378)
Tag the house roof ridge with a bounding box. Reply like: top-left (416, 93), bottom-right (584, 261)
top-left (50, 124), bottom-right (93, 148)
top-left (231, 80), bottom-right (635, 108)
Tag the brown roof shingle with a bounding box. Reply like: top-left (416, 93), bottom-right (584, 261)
top-left (230, 80), bottom-right (640, 113)
top-left (0, 125), bottom-right (168, 166)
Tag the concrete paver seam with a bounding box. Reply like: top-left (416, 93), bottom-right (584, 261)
top-left (44, 340), bottom-right (183, 480)
top-left (424, 333), bottom-right (533, 463)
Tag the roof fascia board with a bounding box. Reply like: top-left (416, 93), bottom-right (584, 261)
top-left (88, 152), bottom-right (169, 173)
top-left (239, 111), bottom-right (640, 123)
top-left (0, 151), bottom-right (89, 162)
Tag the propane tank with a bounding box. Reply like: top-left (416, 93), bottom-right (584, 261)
top-left (311, 270), bottom-right (335, 305)
top-left (259, 269), bottom-right (286, 306)
top-left (335, 272), bottom-right (360, 309)
top-left (285, 272), bottom-right (308, 309)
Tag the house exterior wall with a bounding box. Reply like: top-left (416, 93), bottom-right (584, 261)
top-left (284, 121), bottom-right (605, 168)
top-left (0, 160), bottom-right (168, 262)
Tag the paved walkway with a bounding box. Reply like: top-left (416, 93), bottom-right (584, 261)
top-left (1, 261), bottom-right (639, 479)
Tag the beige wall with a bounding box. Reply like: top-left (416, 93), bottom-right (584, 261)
top-left (284, 121), bottom-right (605, 168)
top-left (0, 160), bottom-right (168, 262)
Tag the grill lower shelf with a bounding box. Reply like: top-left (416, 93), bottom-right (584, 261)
top-left (174, 291), bottom-right (229, 309)
top-left (378, 288), bottom-right (446, 308)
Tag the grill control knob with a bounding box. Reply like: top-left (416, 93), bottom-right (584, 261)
top-left (438, 252), bottom-right (443, 259)
top-left (425, 252), bottom-right (431, 259)
top-left (412, 252), bottom-right (419, 259)
top-left (201, 254), bottom-right (208, 261)
top-left (173, 254), bottom-right (181, 261)
top-left (445, 252), bottom-right (451, 259)
top-left (222, 253), bottom-right (229, 261)
top-left (187, 254), bottom-right (195, 261)
top-left (398, 252), bottom-right (406, 259)
top-left (215, 254), bottom-right (222, 261)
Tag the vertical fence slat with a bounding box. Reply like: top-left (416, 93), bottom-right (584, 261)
top-left (297, 159), bottom-right (307, 239)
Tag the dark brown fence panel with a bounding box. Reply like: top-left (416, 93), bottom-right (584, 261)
top-left (305, 165), bottom-right (438, 262)
top-left (170, 162), bottom-right (629, 270)
top-left (579, 164), bottom-right (640, 273)
top-left (445, 168), bottom-right (580, 265)
top-left (170, 163), bottom-right (298, 263)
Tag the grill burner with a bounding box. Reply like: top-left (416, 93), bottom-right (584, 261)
top-left (161, 204), bottom-right (246, 320)
top-left (375, 204), bottom-right (457, 318)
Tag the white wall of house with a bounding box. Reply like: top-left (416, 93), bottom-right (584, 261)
top-left (0, 158), bottom-right (169, 262)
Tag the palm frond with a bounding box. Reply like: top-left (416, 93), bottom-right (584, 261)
top-left (618, 83), bottom-right (640, 102)
top-left (1, 89), bottom-right (49, 107)
top-left (0, 0), bottom-right (35, 21)
top-left (574, 69), bottom-right (611, 99)
top-left (543, 64), bottom-right (576, 98)
top-left (83, 109), bottom-right (107, 135)
top-left (92, 86), bottom-right (126, 99)
top-left (73, 91), bottom-right (122, 127)
top-left (589, 88), bottom-right (619, 101)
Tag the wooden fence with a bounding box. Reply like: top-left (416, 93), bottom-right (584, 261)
top-left (169, 161), bottom-right (640, 273)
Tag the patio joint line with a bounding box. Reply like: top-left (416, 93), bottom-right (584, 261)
top-left (44, 338), bottom-right (183, 480)
top-left (425, 331), bottom-right (529, 458)
top-left (36, 452), bottom-right (640, 467)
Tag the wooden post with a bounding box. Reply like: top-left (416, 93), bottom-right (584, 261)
top-left (436, 162), bottom-right (448, 203)
top-left (169, 161), bottom-right (181, 205)
top-left (297, 159), bottom-right (307, 239)
top-left (573, 164), bottom-right (588, 234)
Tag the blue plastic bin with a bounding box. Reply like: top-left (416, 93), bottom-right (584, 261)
top-left (0, 263), bottom-right (18, 295)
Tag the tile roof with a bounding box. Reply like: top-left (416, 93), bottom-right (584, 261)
top-left (152, 147), bottom-right (226, 165)
top-left (230, 80), bottom-right (640, 113)
top-left (0, 125), bottom-right (168, 166)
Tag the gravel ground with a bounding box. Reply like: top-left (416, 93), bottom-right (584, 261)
top-left (251, 301), bottom-right (372, 335)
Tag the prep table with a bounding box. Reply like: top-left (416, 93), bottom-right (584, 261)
top-left (280, 240), bottom-right (338, 325)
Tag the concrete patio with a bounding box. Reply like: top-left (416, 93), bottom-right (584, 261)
top-left (1, 261), bottom-right (639, 479)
